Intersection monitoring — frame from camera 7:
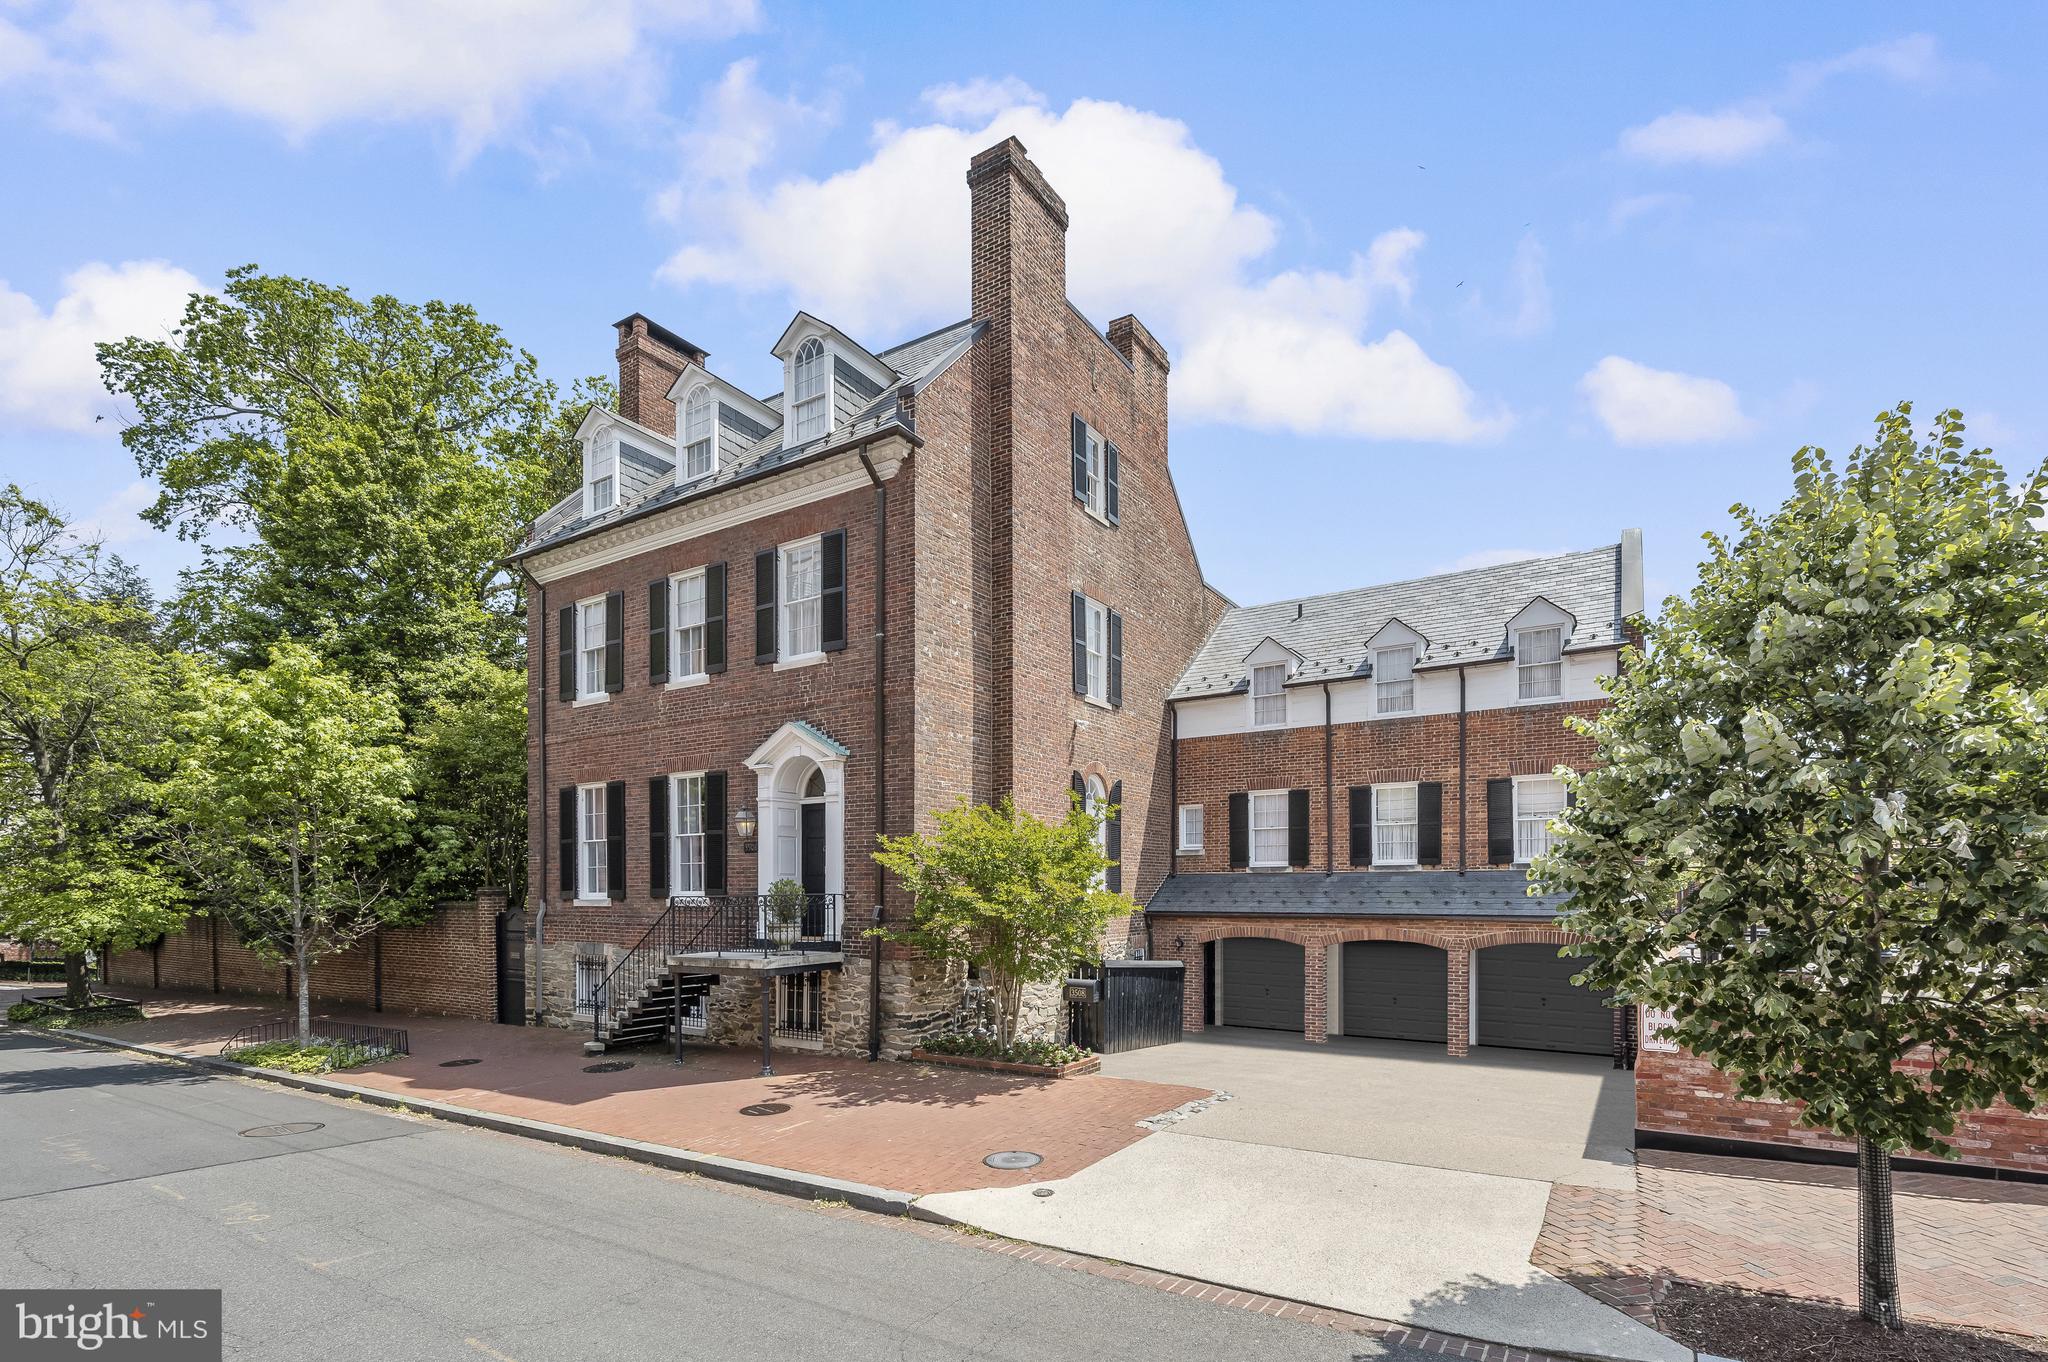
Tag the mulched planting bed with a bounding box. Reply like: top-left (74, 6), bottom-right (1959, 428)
top-left (1659, 1280), bottom-right (2048, 1362)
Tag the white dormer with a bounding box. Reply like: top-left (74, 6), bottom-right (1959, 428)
top-left (772, 313), bottom-right (895, 452)
top-left (1363, 618), bottom-right (1428, 716)
top-left (574, 407), bottom-right (675, 520)
top-left (664, 364), bottom-right (778, 489)
top-left (1242, 636), bottom-right (1303, 729)
top-left (583, 425), bottom-right (617, 518)
top-left (1504, 596), bottom-right (1577, 702)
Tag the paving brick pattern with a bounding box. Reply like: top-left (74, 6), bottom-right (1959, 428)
top-left (1534, 1148), bottom-right (2048, 1340)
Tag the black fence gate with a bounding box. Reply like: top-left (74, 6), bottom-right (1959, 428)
top-left (1067, 959), bottom-right (1184, 1054)
top-left (495, 908), bottom-right (526, 1025)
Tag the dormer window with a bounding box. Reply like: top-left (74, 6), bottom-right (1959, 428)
top-left (1251, 663), bottom-right (1287, 727)
top-left (1375, 645), bottom-right (1415, 715)
top-left (680, 386), bottom-right (715, 482)
top-left (791, 338), bottom-right (829, 442)
top-left (584, 432), bottom-right (616, 517)
top-left (1516, 626), bottom-right (1563, 700)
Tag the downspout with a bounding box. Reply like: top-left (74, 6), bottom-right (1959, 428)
top-left (858, 446), bottom-right (889, 1062)
top-left (1456, 665), bottom-right (1469, 875)
top-left (1321, 682), bottom-right (1335, 875)
top-left (519, 561), bottom-right (549, 1021)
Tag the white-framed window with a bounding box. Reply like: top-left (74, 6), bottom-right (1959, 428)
top-left (1376, 645), bottom-right (1415, 715)
top-left (577, 784), bottom-right (608, 899)
top-left (781, 537), bottom-right (822, 659)
top-left (1084, 775), bottom-right (1108, 887)
top-left (680, 386), bottom-right (715, 481)
top-left (1517, 625), bottom-right (1563, 701)
top-left (791, 338), bottom-right (829, 442)
top-left (1082, 595), bottom-right (1109, 703)
top-left (670, 570), bottom-right (707, 680)
top-left (577, 597), bottom-right (607, 699)
top-left (1249, 790), bottom-right (1289, 868)
top-left (1251, 662), bottom-right (1287, 726)
top-left (1177, 803), bottom-right (1204, 853)
top-left (1080, 423), bottom-right (1107, 517)
top-left (1372, 782), bottom-right (1419, 866)
top-left (585, 439), bottom-right (616, 516)
top-left (1514, 775), bottom-right (1568, 864)
top-left (670, 773), bottom-right (705, 898)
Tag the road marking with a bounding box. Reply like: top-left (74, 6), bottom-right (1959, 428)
top-left (464, 1338), bottom-right (521, 1362)
top-left (150, 1183), bottom-right (186, 1200)
top-left (295, 1249), bottom-right (385, 1272)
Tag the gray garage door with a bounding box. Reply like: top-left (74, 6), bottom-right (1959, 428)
top-left (1474, 944), bottom-right (1613, 1055)
top-left (1220, 938), bottom-right (1304, 1033)
top-left (1340, 942), bottom-right (1447, 1043)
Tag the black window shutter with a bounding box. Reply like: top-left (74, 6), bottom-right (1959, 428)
top-left (603, 591), bottom-right (624, 693)
top-left (820, 528), bottom-right (847, 652)
top-left (1288, 788), bottom-right (1311, 867)
top-left (648, 777), bottom-right (670, 898)
top-left (558, 787), bottom-right (575, 893)
top-left (1107, 609), bottom-right (1123, 708)
top-left (605, 780), bottom-right (626, 900)
top-left (704, 562), bottom-right (727, 673)
top-left (1418, 782), bottom-right (1443, 866)
top-left (1106, 779), bottom-right (1123, 894)
top-left (1104, 440), bottom-right (1121, 525)
top-left (1228, 793), bottom-right (1249, 869)
top-left (1070, 592), bottom-right (1088, 695)
top-left (754, 549), bottom-right (777, 664)
top-left (1071, 769), bottom-right (1084, 808)
top-left (1071, 413), bottom-right (1088, 502)
top-left (1349, 786), bottom-right (1372, 866)
top-left (647, 579), bottom-right (669, 684)
top-left (557, 605), bottom-right (575, 701)
top-left (1487, 778), bottom-right (1514, 865)
top-left (703, 770), bottom-right (727, 894)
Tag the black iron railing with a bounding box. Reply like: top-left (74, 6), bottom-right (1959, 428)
top-left (222, 1020), bottom-right (410, 1057)
top-left (591, 894), bottom-right (843, 1042)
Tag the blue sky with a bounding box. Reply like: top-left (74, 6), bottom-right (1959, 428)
top-left (2, 2), bottom-right (2042, 610)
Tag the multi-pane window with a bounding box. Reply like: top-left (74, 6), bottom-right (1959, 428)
top-left (781, 538), bottom-right (822, 658)
top-left (1085, 775), bottom-right (1108, 888)
top-left (681, 387), bottom-right (715, 481)
top-left (578, 598), bottom-right (606, 698)
top-left (588, 471), bottom-right (614, 513)
top-left (1514, 776), bottom-right (1568, 864)
top-left (671, 774), bottom-right (705, 897)
top-left (1251, 663), bottom-right (1287, 726)
top-left (1083, 596), bottom-right (1108, 702)
top-left (671, 571), bottom-right (706, 679)
top-left (1373, 783), bottom-right (1419, 866)
top-left (1376, 645), bottom-right (1415, 715)
top-left (791, 338), bottom-right (829, 442)
top-left (1250, 791), bottom-right (1289, 868)
top-left (1178, 803), bottom-right (1204, 852)
top-left (1517, 626), bottom-right (1563, 700)
top-left (776, 971), bottom-right (823, 1038)
top-left (1081, 425), bottom-right (1106, 516)
top-left (578, 784), bottom-right (608, 899)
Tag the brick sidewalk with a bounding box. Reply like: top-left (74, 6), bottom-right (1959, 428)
top-left (1534, 1147), bottom-right (2048, 1340)
top-left (51, 987), bottom-right (1208, 1195)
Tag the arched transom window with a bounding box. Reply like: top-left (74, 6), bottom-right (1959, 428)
top-left (791, 338), bottom-right (829, 442)
top-left (681, 386), bottom-right (715, 481)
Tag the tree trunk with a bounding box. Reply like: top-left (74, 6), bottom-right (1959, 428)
top-left (1857, 1136), bottom-right (1903, 1329)
top-left (295, 944), bottom-right (312, 1045)
top-left (63, 950), bottom-right (87, 1006)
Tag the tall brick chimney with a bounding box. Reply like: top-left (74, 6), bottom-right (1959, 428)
top-left (613, 313), bottom-right (708, 437)
top-left (968, 137), bottom-right (1068, 340)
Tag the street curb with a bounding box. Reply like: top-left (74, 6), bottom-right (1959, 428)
top-left (38, 1025), bottom-right (918, 1218)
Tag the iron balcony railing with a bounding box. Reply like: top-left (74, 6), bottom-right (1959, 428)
top-left (591, 893), bottom-right (844, 1042)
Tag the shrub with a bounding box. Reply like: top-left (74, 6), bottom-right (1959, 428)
top-left (6, 999), bottom-right (142, 1027)
top-left (226, 1038), bottom-right (394, 1074)
top-left (920, 1030), bottom-right (1090, 1067)
top-left (7, 1000), bottom-right (51, 1023)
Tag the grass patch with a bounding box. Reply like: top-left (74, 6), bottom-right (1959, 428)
top-left (224, 1037), bottom-right (396, 1074)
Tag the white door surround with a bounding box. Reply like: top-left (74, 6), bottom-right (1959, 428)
top-left (744, 721), bottom-right (848, 898)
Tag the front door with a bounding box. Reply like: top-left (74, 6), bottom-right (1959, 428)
top-left (800, 802), bottom-right (826, 934)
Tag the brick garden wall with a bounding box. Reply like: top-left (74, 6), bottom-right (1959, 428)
top-left (105, 891), bottom-right (505, 1021)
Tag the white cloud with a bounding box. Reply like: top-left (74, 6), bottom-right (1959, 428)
top-left (71, 479), bottom-right (156, 547)
top-left (0, 260), bottom-right (204, 432)
top-left (1606, 191), bottom-right (1689, 231)
top-left (1579, 356), bottom-right (1750, 446)
top-left (1466, 234), bottom-right (1551, 338)
top-left (659, 67), bottom-right (1505, 443)
top-left (6, 0), bottom-right (758, 156)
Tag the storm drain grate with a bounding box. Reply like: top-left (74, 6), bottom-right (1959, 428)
top-left (240, 1123), bottom-right (324, 1138)
top-left (438, 1058), bottom-right (482, 1068)
top-left (583, 1061), bottom-right (634, 1074)
top-left (983, 1151), bottom-right (1043, 1171)
top-left (740, 1102), bottom-right (791, 1116)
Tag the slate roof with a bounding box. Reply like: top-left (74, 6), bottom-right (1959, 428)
top-left (1170, 545), bottom-right (1627, 701)
top-left (788, 719), bottom-right (849, 758)
top-left (1144, 870), bottom-right (1568, 919)
top-left (516, 318), bottom-right (980, 562)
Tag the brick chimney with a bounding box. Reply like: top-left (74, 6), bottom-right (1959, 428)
top-left (613, 314), bottom-right (708, 437)
top-left (968, 137), bottom-right (1068, 338)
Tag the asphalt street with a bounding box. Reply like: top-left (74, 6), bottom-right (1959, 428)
top-left (0, 1029), bottom-right (1431, 1362)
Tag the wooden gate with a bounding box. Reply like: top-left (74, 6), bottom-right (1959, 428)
top-left (1068, 959), bottom-right (1184, 1054)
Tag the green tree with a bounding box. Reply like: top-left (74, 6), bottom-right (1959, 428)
top-left (0, 487), bottom-right (188, 1003)
top-left (873, 795), bottom-right (1132, 1049)
top-left (168, 642), bottom-right (413, 1042)
top-left (1534, 405), bottom-right (2048, 1329)
top-left (408, 654), bottom-right (528, 908)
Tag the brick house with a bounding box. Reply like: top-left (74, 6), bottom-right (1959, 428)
top-left (509, 138), bottom-right (1223, 1061)
top-left (1146, 539), bottom-right (1644, 1058)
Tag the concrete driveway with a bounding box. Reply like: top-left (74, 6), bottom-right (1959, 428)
top-left (922, 1029), bottom-right (1686, 1362)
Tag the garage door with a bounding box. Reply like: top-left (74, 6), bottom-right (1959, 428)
top-left (1340, 942), bottom-right (1447, 1043)
top-left (1474, 944), bottom-right (1613, 1055)
top-left (1220, 938), bottom-right (1304, 1032)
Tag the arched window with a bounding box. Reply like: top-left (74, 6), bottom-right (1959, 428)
top-left (681, 386), bottom-right (714, 481)
top-left (1085, 775), bottom-right (1108, 887)
top-left (803, 766), bottom-right (827, 800)
top-left (791, 338), bottom-right (829, 442)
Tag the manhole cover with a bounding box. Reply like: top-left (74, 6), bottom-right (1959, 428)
top-left (740, 1102), bottom-right (791, 1116)
top-left (239, 1123), bottom-right (324, 1138)
top-left (1032, 1187), bottom-right (1055, 1198)
top-left (438, 1058), bottom-right (482, 1068)
top-left (983, 1150), bottom-right (1043, 1171)
top-left (583, 1061), bottom-right (634, 1074)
